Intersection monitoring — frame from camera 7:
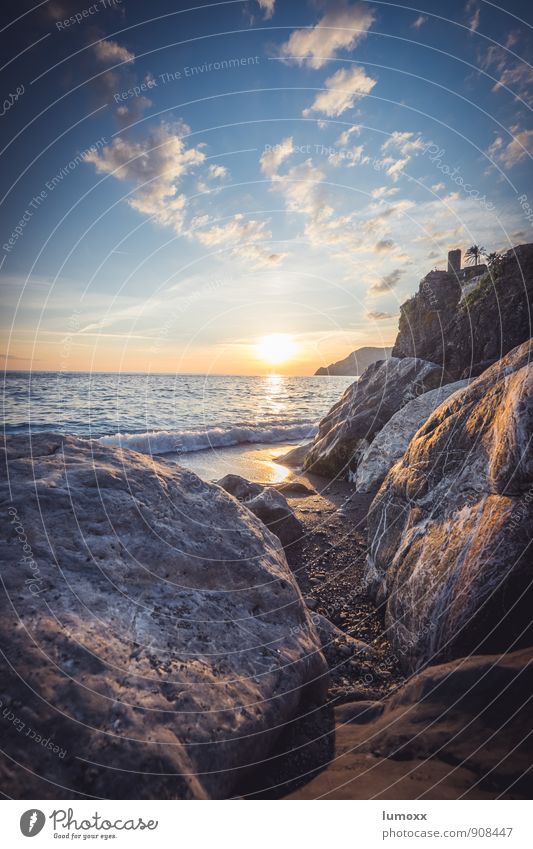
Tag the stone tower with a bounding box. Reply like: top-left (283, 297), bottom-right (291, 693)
top-left (447, 249), bottom-right (461, 274)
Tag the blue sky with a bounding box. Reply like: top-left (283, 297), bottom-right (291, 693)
top-left (1, 0), bottom-right (532, 373)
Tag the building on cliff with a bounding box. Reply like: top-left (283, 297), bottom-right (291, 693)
top-left (430, 249), bottom-right (487, 286)
top-left (392, 242), bottom-right (533, 379)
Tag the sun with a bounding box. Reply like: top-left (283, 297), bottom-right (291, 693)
top-left (255, 333), bottom-right (297, 365)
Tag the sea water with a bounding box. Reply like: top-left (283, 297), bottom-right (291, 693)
top-left (2, 371), bottom-right (353, 480)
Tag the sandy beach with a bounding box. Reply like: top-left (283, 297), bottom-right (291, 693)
top-left (190, 442), bottom-right (405, 798)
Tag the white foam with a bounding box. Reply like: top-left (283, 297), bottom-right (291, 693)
top-left (99, 421), bottom-right (318, 456)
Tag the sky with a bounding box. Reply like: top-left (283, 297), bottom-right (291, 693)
top-left (1, 0), bottom-right (532, 375)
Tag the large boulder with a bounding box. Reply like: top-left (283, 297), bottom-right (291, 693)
top-left (303, 357), bottom-right (448, 478)
top-left (217, 473), bottom-right (303, 548)
top-left (216, 473), bottom-right (263, 501)
top-left (393, 243), bottom-right (533, 378)
top-left (290, 648), bottom-right (533, 799)
top-left (355, 379), bottom-right (470, 492)
top-left (0, 434), bottom-right (327, 799)
top-left (366, 339), bottom-right (533, 672)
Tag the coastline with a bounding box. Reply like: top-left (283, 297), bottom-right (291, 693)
top-left (227, 452), bottom-right (405, 798)
top-left (2, 332), bottom-right (532, 800)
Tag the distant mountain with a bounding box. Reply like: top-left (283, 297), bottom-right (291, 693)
top-left (314, 346), bottom-right (393, 376)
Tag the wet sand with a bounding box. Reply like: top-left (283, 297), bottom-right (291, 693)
top-left (219, 448), bottom-right (405, 798)
top-left (167, 441), bottom-right (300, 484)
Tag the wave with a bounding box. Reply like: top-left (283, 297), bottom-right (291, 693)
top-left (98, 420), bottom-right (318, 456)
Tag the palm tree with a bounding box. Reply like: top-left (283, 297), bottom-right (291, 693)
top-left (485, 251), bottom-right (503, 272)
top-left (465, 245), bottom-right (485, 266)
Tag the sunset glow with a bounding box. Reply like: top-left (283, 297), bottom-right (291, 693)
top-left (255, 334), bottom-right (297, 366)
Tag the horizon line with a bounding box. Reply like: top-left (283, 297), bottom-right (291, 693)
top-left (1, 368), bottom-right (345, 378)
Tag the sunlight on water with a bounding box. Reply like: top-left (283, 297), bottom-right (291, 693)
top-left (3, 372), bottom-right (354, 461)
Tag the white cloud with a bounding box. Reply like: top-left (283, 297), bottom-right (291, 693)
top-left (192, 213), bottom-right (268, 247)
top-left (336, 125), bottom-right (362, 146)
top-left (371, 186), bottom-right (399, 199)
top-left (469, 9), bottom-right (480, 32)
top-left (85, 123), bottom-right (205, 232)
top-left (480, 43), bottom-right (532, 104)
top-left (235, 244), bottom-right (286, 267)
top-left (260, 135), bottom-right (417, 275)
top-left (381, 131), bottom-right (425, 156)
top-left (89, 39), bottom-right (144, 126)
top-left (303, 208), bottom-right (358, 252)
top-left (367, 309), bottom-right (398, 319)
top-left (487, 126), bottom-right (533, 169)
top-left (411, 15), bottom-right (428, 29)
top-left (465, 0), bottom-right (480, 32)
top-left (379, 131), bottom-right (425, 181)
top-left (302, 194), bottom-right (414, 263)
top-left (263, 145), bottom-right (354, 251)
top-left (374, 238), bottom-right (395, 251)
top-left (257, 0), bottom-right (275, 19)
top-left (370, 267), bottom-right (405, 293)
top-left (492, 62), bottom-right (533, 100)
top-left (381, 155), bottom-right (409, 181)
top-left (303, 65), bottom-right (377, 117)
top-left (431, 182), bottom-right (445, 192)
top-left (328, 144), bottom-right (364, 167)
top-left (260, 136), bottom-right (294, 177)
top-left (87, 125), bottom-right (284, 269)
top-left (364, 199), bottom-right (415, 232)
top-left (278, 2), bottom-right (376, 69)
top-left (260, 137), bottom-right (327, 223)
top-left (208, 164), bottom-right (228, 180)
top-left (272, 159), bottom-right (327, 217)
top-left (191, 214), bottom-right (284, 268)
top-left (93, 39), bottom-right (135, 65)
top-left (196, 163), bottom-right (229, 194)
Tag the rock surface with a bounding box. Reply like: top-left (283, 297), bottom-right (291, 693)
top-left (393, 243), bottom-right (533, 378)
top-left (315, 346), bottom-right (392, 376)
top-left (304, 357), bottom-right (447, 478)
top-left (276, 442), bottom-right (312, 469)
top-left (366, 339), bottom-right (533, 672)
top-left (355, 379), bottom-right (470, 492)
top-left (273, 479), bottom-right (315, 496)
top-left (217, 473), bottom-right (303, 548)
top-left (0, 434), bottom-right (327, 799)
top-left (216, 473), bottom-right (263, 501)
top-left (312, 613), bottom-right (377, 661)
top-left (290, 648), bottom-right (533, 799)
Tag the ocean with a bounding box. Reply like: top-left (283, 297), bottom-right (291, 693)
top-left (2, 371), bottom-right (354, 482)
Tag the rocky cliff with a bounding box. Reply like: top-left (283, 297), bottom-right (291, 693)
top-left (303, 356), bottom-right (447, 477)
top-left (393, 243), bottom-right (533, 378)
top-left (315, 346), bottom-right (392, 376)
top-left (366, 338), bottom-right (533, 672)
top-left (355, 378), bottom-right (470, 492)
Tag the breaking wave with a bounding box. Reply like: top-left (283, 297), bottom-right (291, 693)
top-left (99, 420), bottom-right (317, 456)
